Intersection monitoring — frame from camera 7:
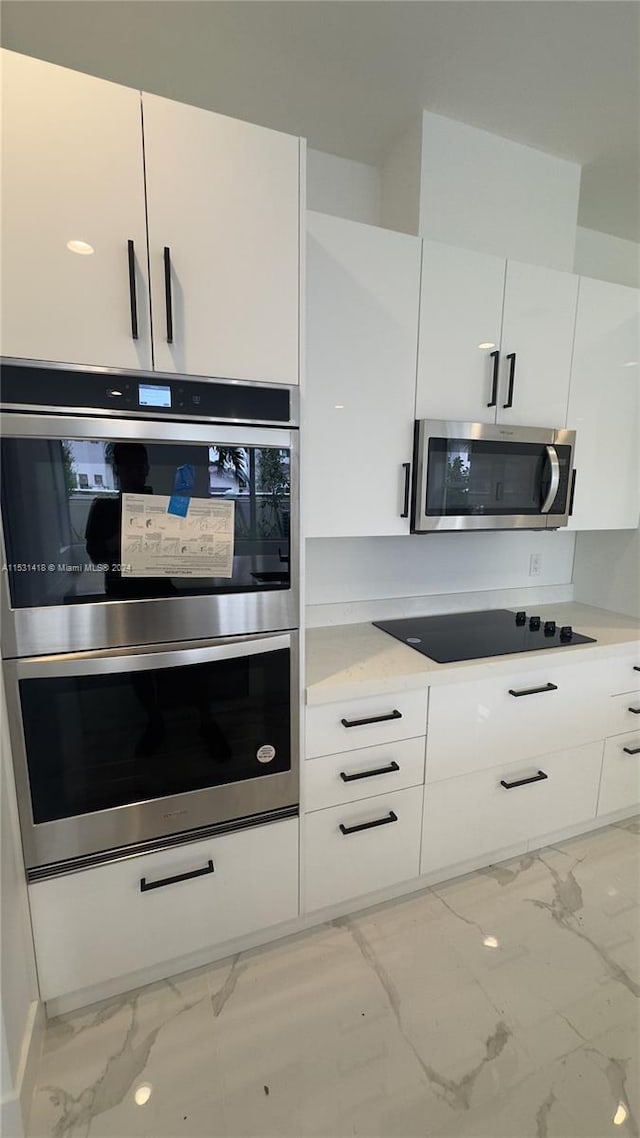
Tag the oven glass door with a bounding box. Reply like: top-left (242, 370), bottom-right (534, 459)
top-left (1, 431), bottom-right (292, 609)
top-left (425, 438), bottom-right (571, 517)
top-left (11, 635), bottom-right (296, 869)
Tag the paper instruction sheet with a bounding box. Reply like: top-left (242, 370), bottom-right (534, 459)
top-left (121, 493), bottom-right (235, 578)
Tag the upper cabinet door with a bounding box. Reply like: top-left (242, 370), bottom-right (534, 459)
top-left (1, 51), bottom-right (151, 371)
top-left (416, 241), bottom-right (506, 424)
top-left (142, 94), bottom-right (300, 384)
top-left (567, 278), bottom-right (640, 531)
top-left (497, 261), bottom-right (578, 428)
top-left (305, 212), bottom-right (421, 537)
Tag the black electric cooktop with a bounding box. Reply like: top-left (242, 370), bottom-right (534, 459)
top-left (373, 609), bottom-right (596, 664)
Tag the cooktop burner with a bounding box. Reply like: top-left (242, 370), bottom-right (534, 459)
top-left (373, 609), bottom-right (596, 663)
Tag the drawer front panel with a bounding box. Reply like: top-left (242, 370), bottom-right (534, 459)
top-left (606, 691), bottom-right (640, 738)
top-left (303, 785), bottom-right (423, 912)
top-left (603, 652), bottom-right (640, 696)
top-left (427, 661), bottom-right (610, 780)
top-left (29, 819), bottom-right (299, 1001)
top-left (305, 737), bottom-right (425, 813)
top-left (598, 732), bottom-right (640, 816)
top-left (421, 742), bottom-right (603, 875)
top-left (306, 689), bottom-right (428, 759)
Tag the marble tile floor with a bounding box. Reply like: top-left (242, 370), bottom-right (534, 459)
top-left (30, 817), bottom-right (639, 1138)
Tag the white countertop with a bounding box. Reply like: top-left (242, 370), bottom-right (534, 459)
top-left (305, 603), bottom-right (640, 705)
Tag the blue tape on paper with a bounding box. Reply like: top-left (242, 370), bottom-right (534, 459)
top-left (168, 495), bottom-right (190, 517)
top-left (167, 464), bottom-right (195, 516)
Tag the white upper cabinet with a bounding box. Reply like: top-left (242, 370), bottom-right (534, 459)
top-left (416, 245), bottom-right (579, 429)
top-left (567, 277), bottom-right (640, 531)
top-left (305, 212), bottom-right (421, 537)
top-left (416, 241), bottom-right (506, 424)
top-left (497, 261), bottom-right (579, 427)
top-left (142, 93), bottom-right (300, 384)
top-left (1, 50), bottom-right (151, 371)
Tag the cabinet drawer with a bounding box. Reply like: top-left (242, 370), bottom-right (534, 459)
top-left (604, 653), bottom-right (640, 695)
top-left (427, 661), bottom-right (610, 780)
top-left (29, 819), bottom-right (299, 1001)
top-left (421, 742), bottom-right (603, 875)
top-left (305, 737), bottom-right (425, 813)
top-left (597, 732), bottom-right (640, 816)
top-left (303, 786), bottom-right (422, 912)
top-left (306, 689), bottom-right (428, 759)
top-left (606, 691), bottom-right (640, 738)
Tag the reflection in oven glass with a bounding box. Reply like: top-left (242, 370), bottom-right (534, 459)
top-left (1, 439), bottom-right (291, 607)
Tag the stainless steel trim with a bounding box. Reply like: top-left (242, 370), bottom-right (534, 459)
top-left (4, 629), bottom-right (300, 871)
top-left (1, 357), bottom-right (300, 427)
top-left (0, 418), bottom-right (299, 657)
top-left (541, 445), bottom-right (560, 514)
top-left (411, 420), bottom-right (576, 533)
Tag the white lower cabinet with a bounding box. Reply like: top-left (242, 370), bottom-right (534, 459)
top-left (606, 691), bottom-right (640, 738)
top-left (421, 742), bottom-right (604, 875)
top-left (306, 688), bottom-right (428, 759)
top-left (597, 733), bottom-right (640, 816)
top-left (305, 737), bottom-right (425, 813)
top-left (303, 786), bottom-right (423, 913)
top-left (29, 819), bottom-right (299, 1001)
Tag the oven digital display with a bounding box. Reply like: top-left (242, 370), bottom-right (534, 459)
top-left (138, 383), bottom-right (172, 409)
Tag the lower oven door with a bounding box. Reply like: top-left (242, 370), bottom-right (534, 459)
top-left (4, 631), bottom-right (298, 874)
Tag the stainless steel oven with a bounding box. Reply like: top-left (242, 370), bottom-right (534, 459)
top-left (4, 631), bottom-right (299, 875)
top-left (411, 420), bottom-right (576, 533)
top-left (1, 362), bottom-right (299, 657)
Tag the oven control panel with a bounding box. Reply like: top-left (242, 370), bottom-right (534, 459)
top-left (1, 364), bottom-right (291, 424)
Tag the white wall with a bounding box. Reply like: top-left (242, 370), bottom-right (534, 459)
top-left (307, 148), bottom-right (381, 227)
top-left (306, 531), bottom-right (575, 625)
top-left (379, 117), bottom-right (422, 236)
top-left (573, 529), bottom-right (640, 619)
top-left (418, 112), bottom-right (581, 271)
top-left (1, 674), bottom-right (41, 1137)
top-left (574, 226), bottom-right (640, 288)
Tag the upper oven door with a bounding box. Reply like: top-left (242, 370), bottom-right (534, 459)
top-left (1, 414), bottom-right (298, 656)
top-left (411, 421), bottom-right (575, 533)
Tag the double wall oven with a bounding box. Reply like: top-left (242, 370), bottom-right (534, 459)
top-left (1, 362), bottom-right (300, 877)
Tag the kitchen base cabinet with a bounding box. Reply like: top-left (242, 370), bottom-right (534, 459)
top-left (306, 688), bottom-right (428, 759)
top-left (29, 819), bottom-right (298, 1002)
top-left (597, 733), bottom-right (640, 816)
top-left (421, 742), bottom-right (603, 875)
top-left (303, 786), bottom-right (423, 913)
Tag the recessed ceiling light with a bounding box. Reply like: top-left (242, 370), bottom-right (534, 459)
top-left (483, 935), bottom-right (499, 949)
top-left (66, 239), bottom-right (94, 255)
top-left (622, 360), bottom-right (638, 368)
top-left (477, 342), bottom-right (496, 350)
top-left (613, 1103), bottom-right (628, 1126)
top-left (134, 1084), bottom-right (152, 1107)
top-left (334, 404), bottom-right (345, 409)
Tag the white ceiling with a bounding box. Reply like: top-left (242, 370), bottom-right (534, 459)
top-left (3, 1), bottom-right (639, 241)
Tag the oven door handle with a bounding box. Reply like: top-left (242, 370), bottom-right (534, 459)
top-left (12, 632), bottom-right (292, 679)
top-left (541, 445), bottom-right (560, 514)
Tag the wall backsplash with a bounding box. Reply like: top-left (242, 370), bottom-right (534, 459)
top-left (306, 531), bottom-right (575, 626)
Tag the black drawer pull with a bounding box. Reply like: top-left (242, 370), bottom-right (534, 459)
top-left (508, 683), bottom-right (558, 698)
top-left (140, 859), bottom-right (214, 892)
top-left (340, 811), bottom-right (398, 836)
top-left (633, 666), bottom-right (640, 672)
top-left (341, 709), bottom-right (402, 729)
top-left (500, 770), bottom-right (548, 790)
top-left (340, 761), bottom-right (400, 783)
top-left (628, 706), bottom-right (640, 715)
top-left (623, 744), bottom-right (640, 755)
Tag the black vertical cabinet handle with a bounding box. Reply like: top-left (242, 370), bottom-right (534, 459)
top-left (127, 240), bottom-right (139, 340)
top-left (503, 352), bottom-right (516, 408)
top-left (400, 463), bottom-right (411, 518)
top-left (500, 770), bottom-right (548, 790)
top-left (487, 350), bottom-right (500, 407)
top-left (140, 859), bottom-right (214, 892)
top-left (569, 469), bottom-right (577, 516)
top-left (164, 246), bottom-right (174, 344)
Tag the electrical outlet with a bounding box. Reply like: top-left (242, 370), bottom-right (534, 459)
top-left (529, 553), bottom-right (542, 577)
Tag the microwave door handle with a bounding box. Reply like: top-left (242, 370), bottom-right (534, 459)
top-left (541, 445), bottom-right (560, 514)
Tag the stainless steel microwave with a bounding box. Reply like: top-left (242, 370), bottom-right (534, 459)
top-left (411, 421), bottom-right (576, 533)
